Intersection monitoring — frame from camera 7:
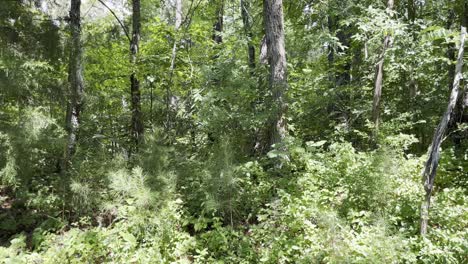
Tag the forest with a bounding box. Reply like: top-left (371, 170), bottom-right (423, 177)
top-left (0, 0), bottom-right (467, 263)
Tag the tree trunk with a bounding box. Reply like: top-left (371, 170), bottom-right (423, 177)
top-left (462, 1), bottom-right (468, 113)
top-left (63, 0), bottom-right (84, 173)
top-left (408, 0), bottom-right (419, 99)
top-left (205, 0), bottom-right (224, 145)
top-left (446, 10), bottom-right (456, 93)
top-left (335, 29), bottom-right (351, 86)
top-left (213, 0), bottom-right (224, 44)
top-left (327, 14), bottom-right (335, 84)
top-left (371, 0), bottom-right (394, 134)
top-left (175, 0), bottom-right (182, 31)
top-left (263, 0), bottom-right (288, 148)
top-left (259, 35), bottom-right (268, 65)
top-left (457, 1), bottom-right (468, 117)
top-left (420, 27), bottom-right (466, 236)
top-left (130, 0), bottom-right (144, 149)
top-left (210, 0), bottom-right (224, 64)
top-left (449, 3), bottom-right (468, 146)
top-left (166, 0), bottom-right (183, 134)
top-left (463, 1), bottom-right (468, 30)
top-left (241, 0), bottom-right (255, 71)
top-left (407, 0), bottom-right (415, 24)
top-left (241, 0), bottom-right (257, 153)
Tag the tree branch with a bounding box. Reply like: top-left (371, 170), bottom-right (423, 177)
top-left (97, 0), bottom-right (131, 42)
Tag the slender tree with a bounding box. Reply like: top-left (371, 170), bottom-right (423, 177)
top-left (241, 0), bottom-right (255, 71)
top-left (407, 0), bottom-right (419, 99)
top-left (213, 0), bottom-right (224, 44)
top-left (263, 0), bottom-right (288, 148)
top-left (130, 0), bottom-right (144, 148)
top-left (371, 0), bottom-right (394, 134)
top-left (63, 0), bottom-right (84, 173)
top-left (206, 0), bottom-right (224, 145)
top-left (420, 27), bottom-right (466, 236)
top-left (166, 0), bottom-right (183, 133)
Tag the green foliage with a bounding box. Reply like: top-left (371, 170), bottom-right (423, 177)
top-left (0, 136), bottom-right (466, 263)
top-left (0, 107), bottom-right (65, 188)
top-left (108, 167), bottom-right (155, 209)
top-left (0, 133), bottom-right (17, 187)
top-left (0, 0), bottom-right (467, 263)
top-left (0, 199), bottom-right (194, 264)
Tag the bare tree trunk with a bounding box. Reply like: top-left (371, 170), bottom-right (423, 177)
top-left (166, 0), bottom-right (183, 134)
top-left (264, 0), bottom-right (288, 148)
top-left (371, 0), bottom-right (394, 134)
top-left (130, 0), bottom-right (144, 150)
top-left (63, 0), bottom-right (84, 173)
top-left (449, 3), bottom-right (468, 147)
top-left (241, 0), bottom-right (255, 71)
top-left (462, 1), bottom-right (468, 114)
top-left (420, 27), bottom-right (466, 236)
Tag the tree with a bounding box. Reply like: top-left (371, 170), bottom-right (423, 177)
top-left (371, 0), bottom-right (394, 134)
top-left (213, 0), bottom-right (224, 45)
top-left (130, 0), bottom-right (144, 149)
top-left (450, 0), bottom-right (468, 145)
top-left (63, 0), bottom-right (84, 173)
top-left (241, 0), bottom-right (255, 71)
top-left (420, 26), bottom-right (466, 236)
top-left (407, 0), bottom-right (419, 99)
top-left (165, 0), bottom-right (183, 134)
top-left (263, 0), bottom-right (288, 148)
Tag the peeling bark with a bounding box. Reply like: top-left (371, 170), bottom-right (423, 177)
top-left (259, 35), bottom-right (268, 65)
top-left (449, 3), bottom-right (468, 146)
top-left (420, 27), bottom-right (466, 236)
